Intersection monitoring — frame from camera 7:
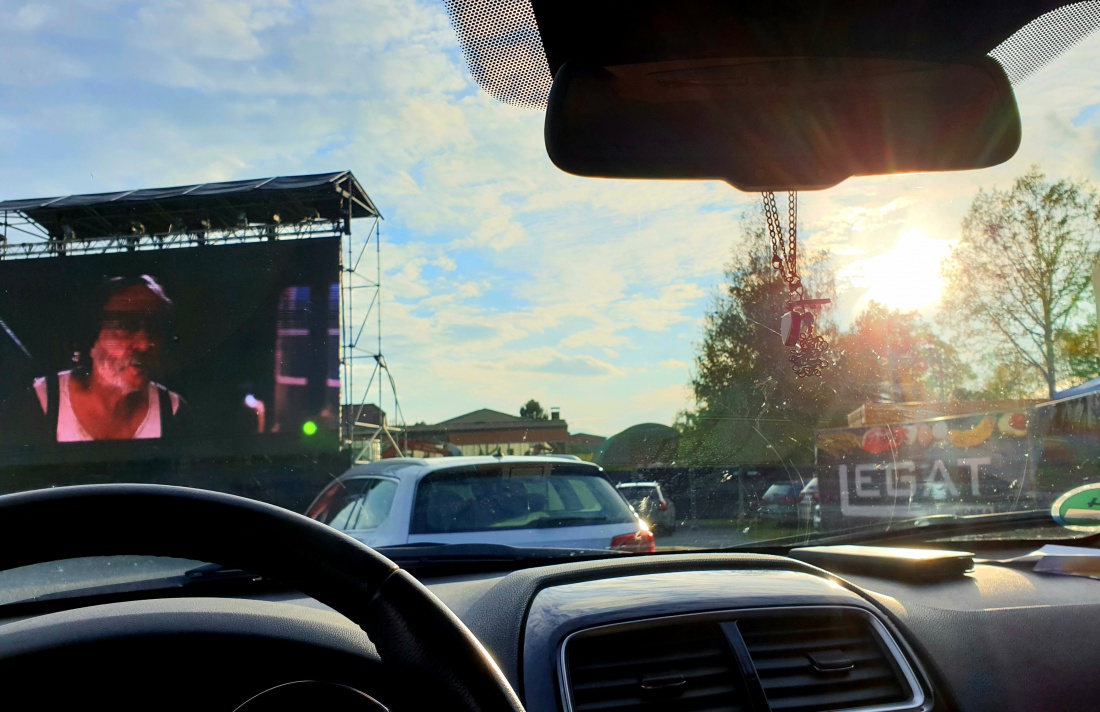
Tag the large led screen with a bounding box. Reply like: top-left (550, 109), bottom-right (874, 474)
top-left (0, 238), bottom-right (341, 464)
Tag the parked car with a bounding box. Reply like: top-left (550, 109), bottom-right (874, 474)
top-left (797, 477), bottom-right (819, 529)
top-left (758, 482), bottom-right (803, 527)
top-left (615, 481), bottom-right (677, 534)
top-left (307, 456), bottom-right (653, 552)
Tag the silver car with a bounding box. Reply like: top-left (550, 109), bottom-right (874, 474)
top-left (307, 456), bottom-right (653, 552)
top-left (758, 482), bottom-right (802, 527)
top-left (615, 481), bottom-right (677, 534)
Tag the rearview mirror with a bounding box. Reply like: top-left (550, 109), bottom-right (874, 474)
top-left (544, 56), bottom-right (1021, 191)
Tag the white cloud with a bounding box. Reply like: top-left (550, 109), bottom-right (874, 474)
top-left (12, 3), bottom-right (54, 31)
top-left (432, 255), bottom-right (457, 272)
top-left (517, 351), bottom-right (625, 378)
top-left (135, 1), bottom-right (294, 62)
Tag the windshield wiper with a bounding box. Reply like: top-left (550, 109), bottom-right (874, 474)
top-left (0, 563), bottom-right (274, 617)
top-left (376, 542), bottom-right (630, 571)
top-left (526, 515), bottom-right (609, 528)
top-left (732, 509), bottom-right (1065, 550)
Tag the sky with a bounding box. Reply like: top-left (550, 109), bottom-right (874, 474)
top-left (1, 1), bottom-right (1100, 436)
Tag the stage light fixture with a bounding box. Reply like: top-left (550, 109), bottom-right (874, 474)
top-left (130, 220), bottom-right (145, 235)
top-left (237, 212), bottom-right (248, 227)
top-left (61, 224), bottom-right (77, 241)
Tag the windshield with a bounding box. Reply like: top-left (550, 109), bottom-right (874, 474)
top-left (2, 1), bottom-right (1100, 585)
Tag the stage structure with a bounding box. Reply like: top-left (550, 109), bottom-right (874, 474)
top-left (0, 171), bottom-right (405, 462)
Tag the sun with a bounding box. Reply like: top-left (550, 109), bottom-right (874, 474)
top-left (848, 227), bottom-right (952, 312)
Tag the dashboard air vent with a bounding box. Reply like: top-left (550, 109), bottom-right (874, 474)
top-left (566, 620), bottom-right (748, 712)
top-left (737, 611), bottom-right (910, 712)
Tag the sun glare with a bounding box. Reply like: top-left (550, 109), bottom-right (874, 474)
top-left (847, 227), bottom-right (952, 312)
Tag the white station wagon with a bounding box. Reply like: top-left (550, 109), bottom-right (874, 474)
top-left (306, 456), bottom-right (653, 552)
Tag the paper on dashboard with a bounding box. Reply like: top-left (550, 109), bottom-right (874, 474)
top-left (984, 544), bottom-right (1100, 578)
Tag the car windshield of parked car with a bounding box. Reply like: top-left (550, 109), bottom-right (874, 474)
top-left (410, 465), bottom-right (635, 534)
top-left (618, 486), bottom-right (658, 507)
top-left (1, 1), bottom-right (1100, 589)
top-left (312, 478), bottom-right (399, 531)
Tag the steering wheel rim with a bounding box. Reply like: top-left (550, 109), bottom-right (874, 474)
top-left (0, 484), bottom-right (525, 712)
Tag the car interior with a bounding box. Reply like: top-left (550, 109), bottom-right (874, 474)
top-left (4, 1), bottom-right (1100, 711)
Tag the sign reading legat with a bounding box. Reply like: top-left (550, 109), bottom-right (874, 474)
top-left (815, 412), bottom-right (1031, 523)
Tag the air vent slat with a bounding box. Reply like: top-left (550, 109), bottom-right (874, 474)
top-left (739, 612), bottom-right (912, 712)
top-left (573, 665), bottom-right (734, 692)
top-left (738, 636), bottom-right (868, 654)
top-left (574, 682), bottom-right (742, 710)
top-left (763, 684), bottom-right (909, 712)
top-left (751, 648), bottom-right (883, 672)
top-left (573, 646), bottom-right (730, 674)
top-left (760, 664), bottom-right (897, 693)
top-left (566, 621), bottom-right (748, 712)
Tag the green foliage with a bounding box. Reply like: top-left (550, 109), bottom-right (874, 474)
top-left (680, 210), bottom-right (840, 466)
top-left (1056, 312), bottom-right (1100, 386)
top-left (972, 358), bottom-right (1046, 399)
top-left (519, 399), bottom-right (548, 420)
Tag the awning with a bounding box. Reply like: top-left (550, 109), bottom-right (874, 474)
top-left (0, 171), bottom-right (380, 241)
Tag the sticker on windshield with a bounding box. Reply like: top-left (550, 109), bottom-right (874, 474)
top-left (1051, 484), bottom-right (1100, 532)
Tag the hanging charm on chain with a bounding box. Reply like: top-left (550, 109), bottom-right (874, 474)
top-left (761, 191), bottom-right (831, 378)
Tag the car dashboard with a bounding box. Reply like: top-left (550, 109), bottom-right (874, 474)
top-left (440, 550), bottom-right (1097, 712)
top-left (1, 549), bottom-right (1095, 711)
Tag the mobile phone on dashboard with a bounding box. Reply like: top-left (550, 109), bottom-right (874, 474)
top-left (789, 545), bottom-right (974, 581)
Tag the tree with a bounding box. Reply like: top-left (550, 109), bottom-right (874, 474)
top-left (519, 399), bottom-right (548, 420)
top-left (691, 212), bottom-right (838, 412)
top-left (680, 209), bottom-right (840, 465)
top-left (833, 302), bottom-right (972, 404)
top-left (973, 358), bottom-right (1045, 399)
top-left (940, 167), bottom-right (1100, 398)
top-left (1056, 312), bottom-right (1100, 386)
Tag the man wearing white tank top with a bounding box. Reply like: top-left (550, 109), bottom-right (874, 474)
top-left (34, 275), bottom-right (187, 441)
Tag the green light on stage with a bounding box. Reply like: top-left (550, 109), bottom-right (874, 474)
top-left (302, 420), bottom-right (319, 436)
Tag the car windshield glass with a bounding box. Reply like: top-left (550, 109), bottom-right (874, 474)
top-left (619, 487), bottom-right (657, 504)
top-left (410, 465), bottom-right (635, 534)
top-left (315, 478), bottom-right (399, 531)
top-left (2, 2), bottom-right (1100, 589)
top-left (763, 485), bottom-right (798, 499)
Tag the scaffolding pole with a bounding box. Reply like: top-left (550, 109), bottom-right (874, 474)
top-left (341, 211), bottom-right (405, 464)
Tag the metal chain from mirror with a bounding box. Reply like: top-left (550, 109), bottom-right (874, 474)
top-left (761, 191), bottom-right (831, 378)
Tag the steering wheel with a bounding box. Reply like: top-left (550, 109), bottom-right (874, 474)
top-left (0, 484), bottom-right (525, 712)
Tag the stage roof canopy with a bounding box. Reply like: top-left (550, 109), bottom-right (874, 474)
top-left (0, 171), bottom-right (379, 241)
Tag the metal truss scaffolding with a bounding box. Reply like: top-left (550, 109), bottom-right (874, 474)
top-left (342, 217), bottom-right (406, 463)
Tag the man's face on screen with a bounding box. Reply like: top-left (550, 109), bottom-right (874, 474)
top-left (89, 284), bottom-right (168, 393)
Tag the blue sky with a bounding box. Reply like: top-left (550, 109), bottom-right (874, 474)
top-left (2, 0), bottom-right (1100, 436)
